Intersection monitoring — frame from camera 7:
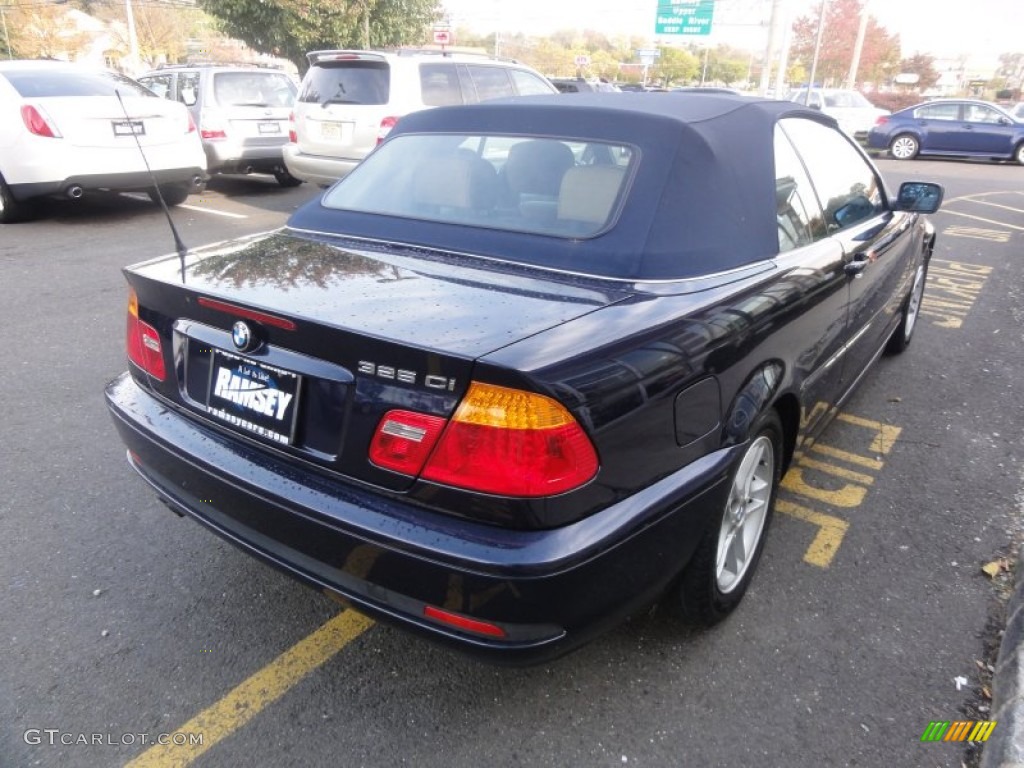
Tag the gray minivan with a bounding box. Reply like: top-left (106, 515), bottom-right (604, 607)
top-left (138, 64), bottom-right (301, 187)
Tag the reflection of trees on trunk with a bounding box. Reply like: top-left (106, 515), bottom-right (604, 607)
top-left (188, 235), bottom-right (403, 291)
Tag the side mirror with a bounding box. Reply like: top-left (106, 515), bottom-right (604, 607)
top-left (895, 181), bottom-right (944, 214)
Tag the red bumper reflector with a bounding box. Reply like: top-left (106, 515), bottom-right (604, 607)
top-left (423, 605), bottom-right (507, 638)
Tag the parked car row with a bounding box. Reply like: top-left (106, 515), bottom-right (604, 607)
top-left (3, 55), bottom-right (1015, 228)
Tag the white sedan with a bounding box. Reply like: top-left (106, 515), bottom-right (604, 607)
top-left (0, 60), bottom-right (207, 223)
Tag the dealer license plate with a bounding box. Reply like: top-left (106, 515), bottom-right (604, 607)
top-left (112, 120), bottom-right (145, 136)
top-left (207, 350), bottom-right (300, 445)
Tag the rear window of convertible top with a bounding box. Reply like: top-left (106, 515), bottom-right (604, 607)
top-left (321, 133), bottom-right (636, 239)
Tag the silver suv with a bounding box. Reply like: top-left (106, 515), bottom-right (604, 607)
top-left (137, 64), bottom-right (302, 187)
top-left (283, 50), bottom-right (557, 186)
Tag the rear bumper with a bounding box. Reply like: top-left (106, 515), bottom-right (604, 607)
top-left (204, 139), bottom-right (288, 174)
top-left (282, 144), bottom-right (360, 186)
top-left (10, 168), bottom-right (206, 200)
top-left (105, 372), bottom-right (735, 664)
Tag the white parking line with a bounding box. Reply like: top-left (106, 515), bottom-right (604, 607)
top-left (178, 204), bottom-right (248, 219)
top-left (956, 197), bottom-right (1024, 215)
top-left (942, 209), bottom-right (1024, 232)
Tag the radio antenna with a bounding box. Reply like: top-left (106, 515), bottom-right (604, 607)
top-left (115, 88), bottom-right (189, 283)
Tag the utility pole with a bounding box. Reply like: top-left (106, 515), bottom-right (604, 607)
top-left (805, 0), bottom-right (828, 99)
top-left (845, 0), bottom-right (870, 89)
top-left (774, 4), bottom-right (792, 98)
top-left (759, 0), bottom-right (786, 95)
top-left (125, 0), bottom-right (140, 73)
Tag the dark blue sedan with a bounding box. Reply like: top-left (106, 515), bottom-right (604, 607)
top-left (868, 98), bottom-right (1024, 163)
top-left (106, 94), bottom-right (943, 663)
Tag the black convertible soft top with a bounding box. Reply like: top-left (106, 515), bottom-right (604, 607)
top-left (287, 93), bottom-right (834, 281)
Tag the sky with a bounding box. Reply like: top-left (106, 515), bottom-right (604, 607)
top-left (440, 0), bottom-right (1021, 70)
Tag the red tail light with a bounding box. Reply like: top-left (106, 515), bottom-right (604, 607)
top-left (201, 128), bottom-right (227, 140)
top-left (186, 112), bottom-right (197, 134)
top-left (369, 382), bottom-right (598, 497)
top-left (126, 289), bottom-right (166, 381)
top-left (21, 104), bottom-right (61, 138)
top-left (874, 115), bottom-right (889, 126)
top-left (377, 116), bottom-right (399, 144)
top-left (288, 111), bottom-right (297, 143)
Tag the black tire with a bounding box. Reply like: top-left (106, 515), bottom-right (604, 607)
top-left (274, 168), bottom-right (303, 188)
top-left (0, 172), bottom-right (35, 223)
top-left (885, 260), bottom-right (928, 355)
top-left (680, 409), bottom-right (783, 625)
top-left (889, 133), bottom-right (920, 160)
top-left (148, 182), bottom-right (191, 207)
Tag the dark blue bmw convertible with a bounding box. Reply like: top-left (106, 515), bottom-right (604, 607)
top-left (106, 93), bottom-right (943, 662)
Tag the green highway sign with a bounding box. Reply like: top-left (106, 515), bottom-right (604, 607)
top-left (655, 0), bottom-right (715, 36)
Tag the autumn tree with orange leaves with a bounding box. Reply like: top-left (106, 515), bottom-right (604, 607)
top-left (789, 0), bottom-right (900, 88)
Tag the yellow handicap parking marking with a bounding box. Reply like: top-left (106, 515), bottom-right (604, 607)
top-left (920, 259), bottom-right (992, 329)
top-left (942, 226), bottom-right (1011, 243)
top-left (778, 414), bottom-right (902, 568)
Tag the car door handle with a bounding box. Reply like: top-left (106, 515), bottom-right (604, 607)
top-left (844, 257), bottom-right (869, 276)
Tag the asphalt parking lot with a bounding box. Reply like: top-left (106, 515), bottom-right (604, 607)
top-left (2, 160), bottom-right (1023, 768)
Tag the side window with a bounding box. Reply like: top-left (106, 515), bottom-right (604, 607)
top-left (465, 65), bottom-right (514, 102)
top-left (773, 126), bottom-right (824, 252)
top-left (139, 74), bottom-right (174, 100)
top-left (178, 72), bottom-right (200, 106)
top-left (780, 117), bottom-right (886, 234)
top-left (965, 104), bottom-right (1002, 124)
top-left (510, 69), bottom-right (554, 96)
top-left (419, 63), bottom-right (464, 106)
top-left (914, 103), bottom-right (960, 121)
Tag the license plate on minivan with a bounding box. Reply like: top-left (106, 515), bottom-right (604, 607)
top-left (319, 121), bottom-right (352, 141)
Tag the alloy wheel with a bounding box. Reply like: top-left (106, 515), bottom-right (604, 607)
top-left (904, 264), bottom-right (925, 342)
top-left (716, 435), bottom-right (775, 594)
top-left (891, 135), bottom-right (918, 160)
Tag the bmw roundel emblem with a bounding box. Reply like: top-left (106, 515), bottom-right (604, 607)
top-left (232, 321), bottom-right (253, 351)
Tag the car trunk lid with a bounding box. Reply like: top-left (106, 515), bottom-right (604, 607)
top-left (32, 95), bottom-right (190, 148)
top-left (125, 230), bottom-right (631, 490)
